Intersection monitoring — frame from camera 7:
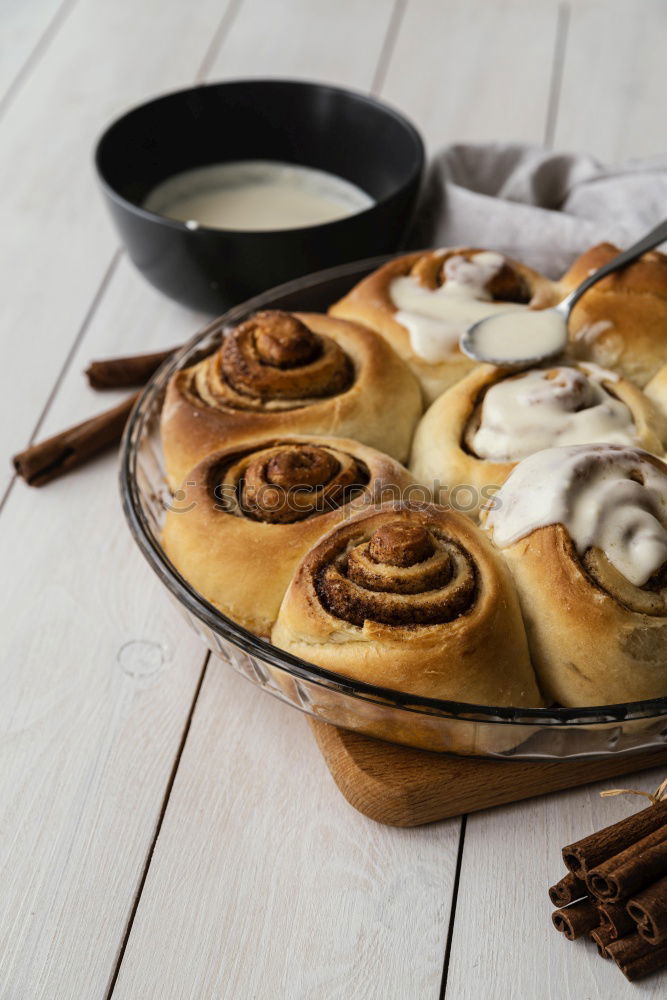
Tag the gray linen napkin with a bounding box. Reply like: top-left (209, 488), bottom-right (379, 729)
top-left (409, 143), bottom-right (667, 278)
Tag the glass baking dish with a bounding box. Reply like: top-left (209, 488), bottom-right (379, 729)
top-left (119, 257), bottom-right (667, 759)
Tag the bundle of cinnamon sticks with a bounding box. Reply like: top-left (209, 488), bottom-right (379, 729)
top-left (13, 347), bottom-right (175, 486)
top-left (550, 797), bottom-right (667, 981)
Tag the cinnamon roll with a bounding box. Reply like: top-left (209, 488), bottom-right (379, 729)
top-left (329, 248), bottom-right (559, 402)
top-left (483, 444), bottom-right (667, 706)
top-left (162, 437), bottom-right (417, 636)
top-left (272, 501), bottom-right (542, 710)
top-left (161, 309), bottom-right (422, 487)
top-left (561, 242), bottom-right (667, 387)
top-left (410, 362), bottom-right (667, 519)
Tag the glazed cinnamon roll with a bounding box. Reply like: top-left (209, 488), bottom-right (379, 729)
top-left (161, 310), bottom-right (422, 487)
top-left (162, 437), bottom-right (417, 636)
top-left (410, 362), bottom-right (667, 519)
top-left (330, 248), bottom-right (559, 402)
top-left (561, 243), bottom-right (667, 387)
top-left (272, 501), bottom-right (542, 708)
top-left (483, 444), bottom-right (667, 706)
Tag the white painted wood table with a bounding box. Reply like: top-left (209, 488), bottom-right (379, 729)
top-left (2, 1), bottom-right (667, 997)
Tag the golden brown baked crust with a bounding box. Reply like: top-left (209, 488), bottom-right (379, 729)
top-left (493, 523), bottom-right (667, 707)
top-left (329, 248), bottom-right (560, 402)
top-left (271, 501), bottom-right (542, 709)
top-left (561, 243), bottom-right (667, 386)
top-left (410, 363), bottom-right (667, 519)
top-left (482, 449), bottom-right (667, 707)
top-left (161, 310), bottom-right (422, 488)
top-left (645, 362), bottom-right (667, 416)
top-left (162, 437), bottom-right (417, 637)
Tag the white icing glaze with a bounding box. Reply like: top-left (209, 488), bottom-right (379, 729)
top-left (143, 161), bottom-right (373, 231)
top-left (485, 444), bottom-right (667, 586)
top-left (471, 366), bottom-right (637, 461)
top-left (390, 251), bottom-right (524, 361)
top-left (469, 307), bottom-right (566, 362)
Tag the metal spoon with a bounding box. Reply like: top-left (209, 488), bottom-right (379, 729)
top-left (460, 218), bottom-right (667, 367)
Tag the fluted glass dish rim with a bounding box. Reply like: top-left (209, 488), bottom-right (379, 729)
top-left (119, 255), bottom-right (667, 738)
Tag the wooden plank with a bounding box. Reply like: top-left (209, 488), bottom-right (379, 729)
top-left (0, 0), bottom-right (71, 104)
top-left (445, 768), bottom-right (667, 997)
top-left (0, 0), bottom-right (234, 483)
top-left (379, 0), bottom-right (560, 150)
top-left (0, 252), bottom-right (213, 999)
top-left (205, 0), bottom-right (395, 84)
top-left (112, 664), bottom-right (460, 1000)
top-left (554, 0), bottom-right (667, 161)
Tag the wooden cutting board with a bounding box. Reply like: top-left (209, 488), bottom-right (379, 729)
top-left (309, 720), bottom-right (667, 827)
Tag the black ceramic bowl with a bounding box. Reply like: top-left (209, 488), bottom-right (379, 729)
top-left (95, 79), bottom-right (424, 313)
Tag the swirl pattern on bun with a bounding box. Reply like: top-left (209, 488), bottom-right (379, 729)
top-left (193, 311), bottom-right (353, 410)
top-left (162, 437), bottom-right (417, 636)
top-left (161, 310), bottom-right (422, 487)
top-left (317, 521), bottom-right (475, 626)
top-left (215, 441), bottom-right (368, 524)
top-left (272, 501), bottom-right (542, 707)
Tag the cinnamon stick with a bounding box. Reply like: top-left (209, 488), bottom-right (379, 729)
top-left (590, 923), bottom-right (616, 958)
top-left (13, 393), bottom-right (139, 486)
top-left (606, 932), bottom-right (667, 982)
top-left (86, 348), bottom-right (175, 389)
top-left (627, 874), bottom-right (667, 946)
top-left (562, 801), bottom-right (667, 876)
top-left (596, 901), bottom-right (636, 939)
top-left (549, 872), bottom-right (587, 907)
top-left (551, 898), bottom-right (600, 940)
top-left (587, 824), bottom-right (667, 902)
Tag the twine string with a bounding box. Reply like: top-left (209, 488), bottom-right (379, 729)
top-left (600, 776), bottom-right (667, 805)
